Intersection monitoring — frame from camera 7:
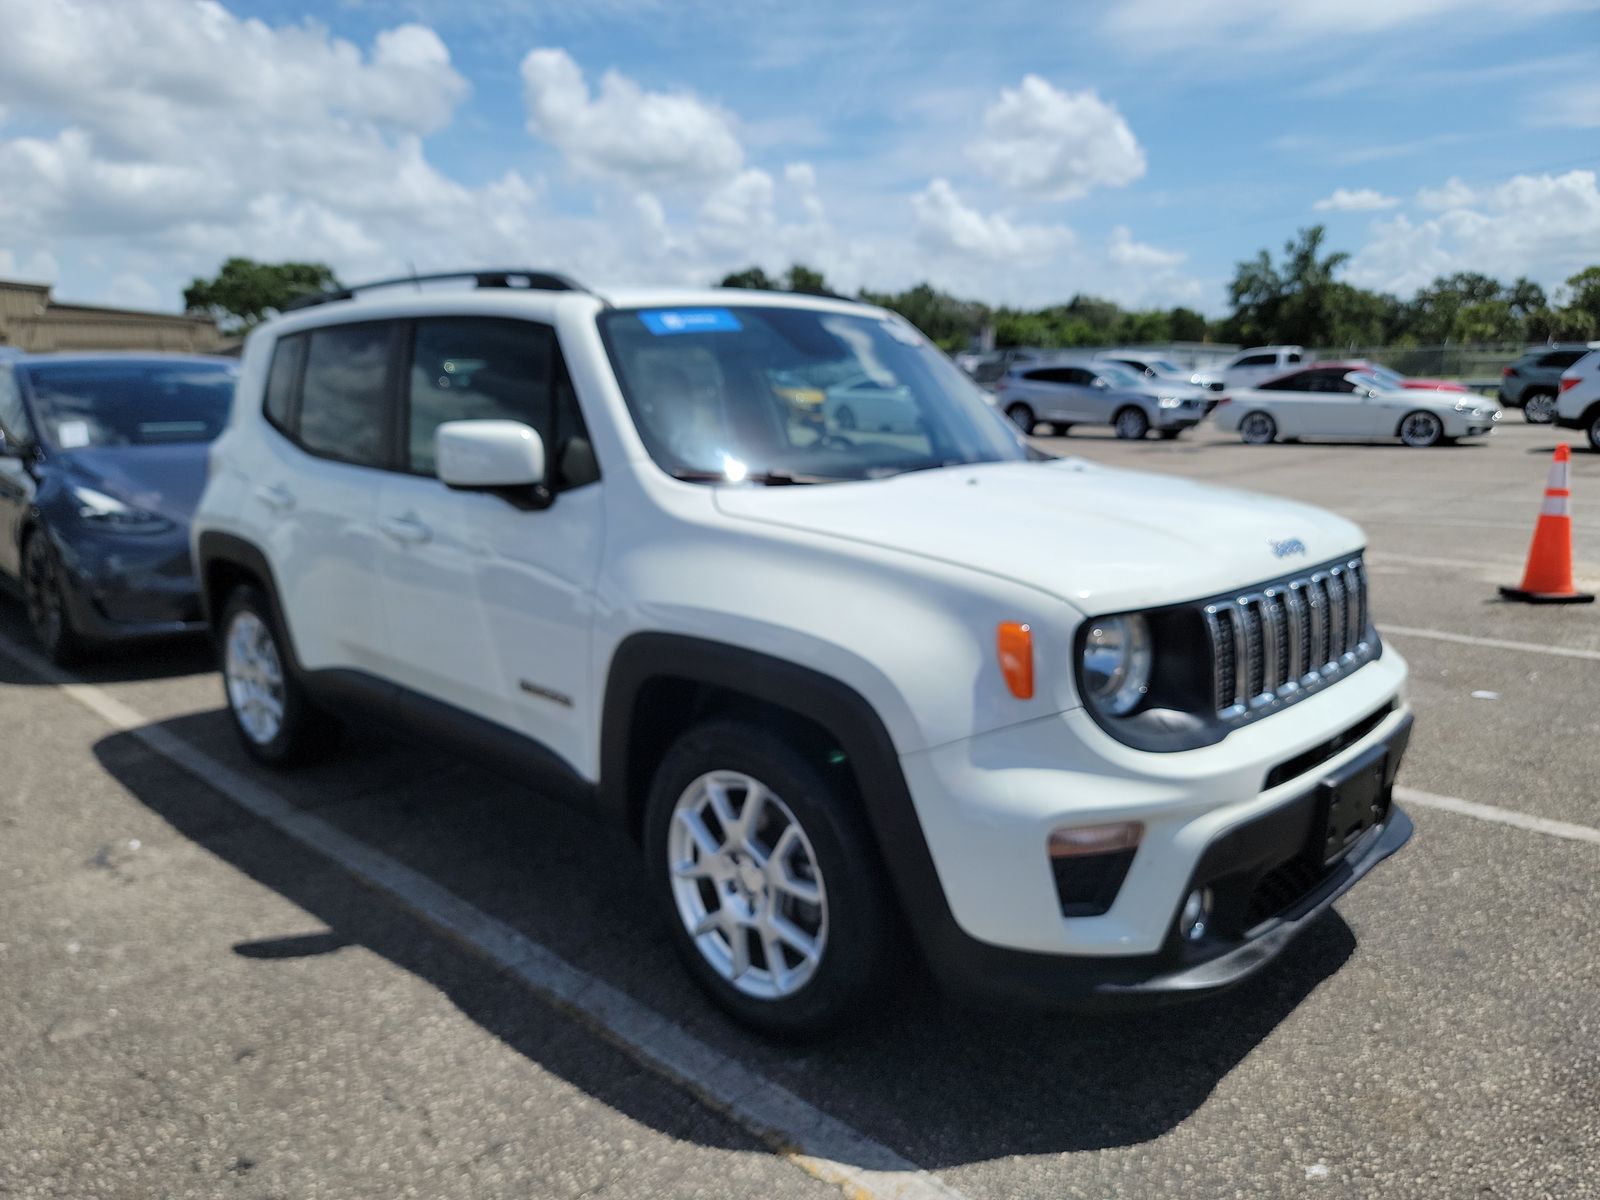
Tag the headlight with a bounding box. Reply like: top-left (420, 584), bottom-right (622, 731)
top-left (1157, 395), bottom-right (1182, 408)
top-left (1081, 615), bottom-right (1152, 716)
top-left (71, 484), bottom-right (174, 533)
top-left (1453, 399), bottom-right (1472, 412)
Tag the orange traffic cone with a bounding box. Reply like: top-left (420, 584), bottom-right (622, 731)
top-left (1500, 444), bottom-right (1595, 604)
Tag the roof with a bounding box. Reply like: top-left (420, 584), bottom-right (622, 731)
top-left (9, 351), bottom-right (236, 369)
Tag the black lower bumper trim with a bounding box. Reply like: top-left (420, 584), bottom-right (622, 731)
top-left (924, 715), bottom-right (1414, 1010)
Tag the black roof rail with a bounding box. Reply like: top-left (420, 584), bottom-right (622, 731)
top-left (281, 269), bottom-right (600, 312)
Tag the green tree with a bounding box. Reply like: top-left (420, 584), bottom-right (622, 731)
top-left (1560, 266), bottom-right (1600, 331)
top-left (183, 257), bottom-right (340, 332)
top-left (783, 263), bottom-right (833, 296)
top-left (719, 266), bottom-right (777, 290)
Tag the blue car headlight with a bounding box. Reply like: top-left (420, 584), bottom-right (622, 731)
top-left (71, 484), bottom-right (175, 534)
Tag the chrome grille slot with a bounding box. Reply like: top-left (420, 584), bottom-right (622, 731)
top-left (1202, 556), bottom-right (1376, 726)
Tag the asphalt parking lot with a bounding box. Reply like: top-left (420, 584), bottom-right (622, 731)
top-left (3, 416), bottom-right (1597, 1199)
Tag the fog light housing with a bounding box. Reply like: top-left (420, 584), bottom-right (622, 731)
top-left (1049, 822), bottom-right (1142, 917)
top-left (1178, 886), bottom-right (1213, 942)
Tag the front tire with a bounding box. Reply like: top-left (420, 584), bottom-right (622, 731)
top-left (1239, 412), bottom-right (1277, 445)
top-left (644, 719), bottom-right (896, 1038)
top-left (1399, 410), bottom-right (1444, 447)
top-left (1113, 407), bottom-right (1149, 440)
top-left (219, 585), bottom-right (335, 766)
top-left (1523, 391), bottom-right (1557, 425)
top-left (21, 530), bottom-right (89, 666)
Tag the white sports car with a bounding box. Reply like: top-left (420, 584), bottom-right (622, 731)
top-left (1213, 371), bottom-right (1502, 447)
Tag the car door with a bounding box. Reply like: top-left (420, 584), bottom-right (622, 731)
top-left (374, 315), bottom-right (604, 773)
top-left (1010, 368), bottom-right (1070, 421)
top-left (0, 365), bottom-right (37, 580)
top-left (1073, 368), bottom-right (1120, 424)
top-left (249, 323), bottom-right (394, 674)
top-left (1306, 371), bottom-right (1377, 435)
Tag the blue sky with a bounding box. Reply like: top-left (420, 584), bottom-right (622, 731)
top-left (1, 0), bottom-right (1596, 315)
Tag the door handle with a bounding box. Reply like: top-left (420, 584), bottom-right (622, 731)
top-left (379, 513), bottom-right (432, 545)
top-left (253, 483), bottom-right (295, 513)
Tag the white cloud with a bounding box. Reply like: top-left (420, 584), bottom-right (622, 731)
top-left (1104, 0), bottom-right (1590, 51)
top-left (521, 47), bottom-right (744, 188)
top-left (1347, 170), bottom-right (1600, 295)
top-left (1313, 187), bottom-right (1401, 212)
top-left (1107, 225), bottom-right (1185, 269)
top-left (967, 76), bottom-right (1145, 201)
top-left (911, 179), bottom-right (1075, 261)
top-left (0, 0), bottom-right (561, 305)
top-left (0, 247), bottom-right (58, 283)
top-left (1416, 177), bottom-right (1477, 211)
top-left (1530, 80), bottom-right (1600, 128)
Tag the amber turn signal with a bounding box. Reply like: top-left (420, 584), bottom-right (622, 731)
top-left (997, 621), bottom-right (1034, 699)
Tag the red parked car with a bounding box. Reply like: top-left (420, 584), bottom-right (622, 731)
top-left (1263, 361), bottom-right (1469, 393)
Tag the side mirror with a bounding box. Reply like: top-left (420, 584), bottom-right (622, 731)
top-left (436, 420), bottom-right (546, 490)
top-left (1092, 377), bottom-right (1110, 390)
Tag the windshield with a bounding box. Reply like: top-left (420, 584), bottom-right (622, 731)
top-left (598, 305), bottom-right (1029, 483)
top-left (1363, 365), bottom-right (1405, 389)
top-left (1094, 363), bottom-right (1145, 389)
top-left (1146, 358), bottom-right (1184, 375)
top-left (26, 361), bottom-right (236, 449)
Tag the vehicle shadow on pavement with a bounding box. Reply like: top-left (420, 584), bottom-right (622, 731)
top-left (92, 714), bottom-right (1356, 1164)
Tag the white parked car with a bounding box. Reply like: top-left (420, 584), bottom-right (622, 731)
top-left (1222, 346), bottom-right (1305, 392)
top-left (1095, 350), bottom-right (1221, 392)
top-left (824, 371), bottom-right (919, 433)
top-left (1555, 350), bottom-right (1600, 450)
top-left (1215, 371), bottom-right (1502, 446)
top-left (193, 271), bottom-right (1414, 1035)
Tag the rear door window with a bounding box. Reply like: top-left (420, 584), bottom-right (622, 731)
top-left (1237, 353), bottom-right (1277, 367)
top-left (298, 322), bottom-right (397, 468)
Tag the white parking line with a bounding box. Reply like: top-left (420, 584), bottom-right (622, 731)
top-left (0, 634), bottom-right (969, 1200)
top-left (1395, 787), bottom-right (1600, 848)
top-left (1378, 624), bottom-right (1600, 662)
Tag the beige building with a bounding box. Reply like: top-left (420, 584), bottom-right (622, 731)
top-left (0, 278), bottom-right (231, 355)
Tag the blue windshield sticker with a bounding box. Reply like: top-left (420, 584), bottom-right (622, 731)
top-left (639, 308), bottom-right (743, 336)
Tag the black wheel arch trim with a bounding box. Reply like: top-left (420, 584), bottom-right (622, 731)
top-left (599, 632), bottom-right (963, 964)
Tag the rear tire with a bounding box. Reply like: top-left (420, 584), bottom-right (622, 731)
top-left (219, 584), bottom-right (337, 767)
top-left (1006, 403), bottom-right (1035, 434)
top-left (1239, 412), bottom-right (1277, 445)
top-left (834, 406), bottom-right (857, 431)
top-left (20, 530), bottom-right (90, 667)
top-left (1113, 407), bottom-right (1149, 440)
top-left (1522, 391), bottom-right (1557, 424)
top-left (644, 719), bottom-right (897, 1038)
top-left (1398, 410), bottom-right (1444, 447)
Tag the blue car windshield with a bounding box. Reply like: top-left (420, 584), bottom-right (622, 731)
top-left (597, 305), bottom-right (1028, 483)
top-left (26, 362), bottom-right (236, 449)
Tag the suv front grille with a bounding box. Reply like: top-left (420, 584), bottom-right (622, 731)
top-left (1202, 557), bottom-right (1374, 722)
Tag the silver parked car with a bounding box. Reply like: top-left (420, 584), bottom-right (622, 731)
top-left (993, 359), bottom-right (1211, 439)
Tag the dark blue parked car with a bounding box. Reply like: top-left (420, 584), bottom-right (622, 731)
top-left (0, 353), bottom-right (236, 662)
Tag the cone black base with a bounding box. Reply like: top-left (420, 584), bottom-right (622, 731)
top-left (1498, 585), bottom-right (1596, 604)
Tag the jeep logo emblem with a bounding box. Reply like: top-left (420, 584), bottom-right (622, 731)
top-left (1269, 538), bottom-right (1308, 559)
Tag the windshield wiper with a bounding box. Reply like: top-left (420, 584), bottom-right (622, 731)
top-left (668, 468), bottom-right (834, 486)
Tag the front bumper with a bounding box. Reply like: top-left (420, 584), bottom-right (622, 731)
top-left (50, 523), bottom-right (206, 642)
top-left (896, 649), bottom-right (1412, 1007)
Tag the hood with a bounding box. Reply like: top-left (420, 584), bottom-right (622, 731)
top-left (714, 459), bottom-right (1364, 614)
top-left (57, 443), bottom-right (210, 525)
top-left (1402, 378), bottom-right (1468, 392)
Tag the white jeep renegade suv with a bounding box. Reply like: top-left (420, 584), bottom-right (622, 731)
top-left (193, 270), bottom-right (1413, 1035)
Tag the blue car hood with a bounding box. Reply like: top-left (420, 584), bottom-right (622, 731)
top-left (59, 444), bottom-right (210, 525)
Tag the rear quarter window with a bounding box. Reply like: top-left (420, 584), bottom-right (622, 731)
top-left (264, 334), bottom-right (306, 434)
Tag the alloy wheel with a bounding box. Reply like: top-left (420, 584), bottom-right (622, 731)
top-left (1523, 393), bottom-right (1557, 424)
top-left (225, 610), bottom-right (287, 746)
top-left (1240, 412), bottom-right (1276, 444)
top-left (1114, 408), bottom-right (1149, 439)
top-left (21, 536), bottom-right (63, 652)
top-left (666, 770), bottom-right (828, 1000)
top-left (1400, 412), bottom-right (1443, 447)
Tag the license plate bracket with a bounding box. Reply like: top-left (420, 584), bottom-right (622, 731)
top-left (1314, 744), bottom-right (1390, 866)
